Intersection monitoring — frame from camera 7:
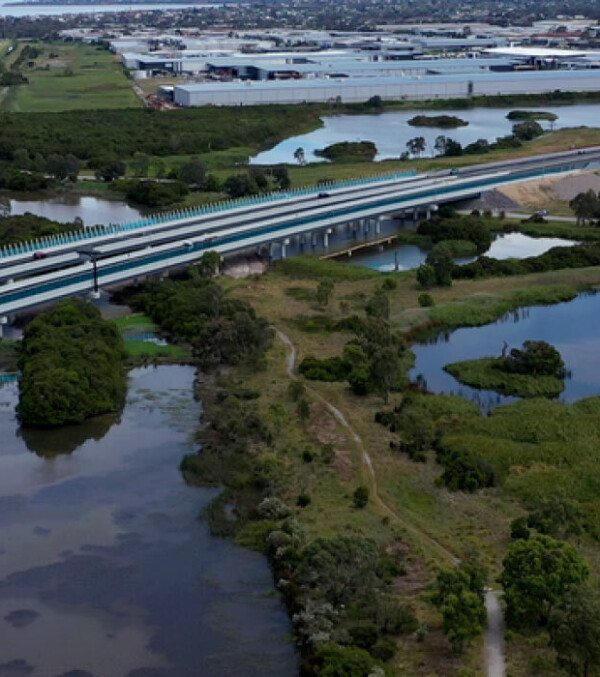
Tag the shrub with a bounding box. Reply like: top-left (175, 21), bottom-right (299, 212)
top-left (297, 493), bottom-right (311, 508)
top-left (352, 486), bottom-right (370, 509)
top-left (381, 277), bottom-right (398, 290)
top-left (418, 293), bottom-right (435, 307)
top-left (416, 264), bottom-right (436, 289)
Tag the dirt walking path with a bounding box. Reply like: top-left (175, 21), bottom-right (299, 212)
top-left (276, 329), bottom-right (507, 676)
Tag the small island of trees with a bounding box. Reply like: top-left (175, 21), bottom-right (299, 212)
top-left (407, 114), bottom-right (469, 128)
top-left (506, 110), bottom-right (558, 121)
top-left (314, 141), bottom-right (377, 162)
top-left (444, 340), bottom-right (566, 398)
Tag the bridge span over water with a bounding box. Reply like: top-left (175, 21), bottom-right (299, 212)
top-left (0, 147), bottom-right (597, 321)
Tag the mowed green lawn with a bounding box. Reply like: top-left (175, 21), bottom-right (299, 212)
top-left (1, 42), bottom-right (141, 112)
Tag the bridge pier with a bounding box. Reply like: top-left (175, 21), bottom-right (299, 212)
top-left (281, 238), bottom-right (290, 259)
top-left (0, 316), bottom-right (7, 340)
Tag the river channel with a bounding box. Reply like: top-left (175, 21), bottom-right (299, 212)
top-left (253, 104), bottom-right (600, 165)
top-left (0, 365), bottom-right (296, 677)
top-left (410, 292), bottom-right (600, 411)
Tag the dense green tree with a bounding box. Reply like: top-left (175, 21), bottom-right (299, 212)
top-left (198, 250), bottom-right (223, 278)
top-left (178, 156), bottom-right (206, 186)
top-left (223, 173), bottom-right (257, 198)
top-left (570, 189), bottom-right (600, 225)
top-left (295, 535), bottom-right (382, 608)
top-left (431, 565), bottom-right (486, 653)
top-left (426, 242), bottom-right (454, 286)
top-left (46, 153), bottom-right (79, 181)
top-left (406, 136), bottom-right (426, 157)
top-left (416, 264), bottom-right (436, 289)
top-left (512, 119), bottom-right (544, 141)
top-left (548, 585), bottom-right (600, 677)
top-left (271, 165), bottom-right (291, 190)
top-left (499, 535), bottom-right (589, 628)
top-left (315, 644), bottom-right (383, 677)
top-left (17, 299), bottom-right (127, 427)
top-left (502, 340), bottom-right (566, 378)
top-left (95, 158), bottom-right (126, 182)
top-left (369, 346), bottom-right (402, 404)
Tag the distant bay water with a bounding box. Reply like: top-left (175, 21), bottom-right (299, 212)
top-left (0, 0), bottom-right (220, 16)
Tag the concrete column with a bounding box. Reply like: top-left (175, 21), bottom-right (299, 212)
top-left (375, 217), bottom-right (382, 235)
top-left (311, 232), bottom-right (318, 247)
top-left (323, 228), bottom-right (332, 248)
top-left (0, 316), bottom-right (7, 340)
top-left (89, 290), bottom-right (101, 300)
top-left (281, 238), bottom-right (290, 259)
top-left (413, 209), bottom-right (419, 222)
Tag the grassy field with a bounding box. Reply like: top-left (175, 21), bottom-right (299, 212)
top-left (113, 313), bottom-right (191, 362)
top-left (216, 257), bottom-right (600, 675)
top-left (0, 42), bottom-right (140, 112)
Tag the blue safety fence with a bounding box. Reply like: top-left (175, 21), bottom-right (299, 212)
top-left (0, 163), bottom-right (577, 313)
top-left (0, 170), bottom-right (417, 261)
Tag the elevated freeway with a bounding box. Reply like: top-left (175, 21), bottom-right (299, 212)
top-left (0, 147), bottom-right (597, 318)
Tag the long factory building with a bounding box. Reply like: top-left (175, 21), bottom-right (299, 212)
top-left (172, 68), bottom-right (600, 106)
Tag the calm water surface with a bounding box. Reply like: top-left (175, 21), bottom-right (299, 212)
top-left (3, 194), bottom-right (142, 226)
top-left (0, 365), bottom-right (296, 677)
top-left (411, 292), bottom-right (600, 410)
top-left (346, 232), bottom-right (578, 272)
top-left (0, 1), bottom-right (211, 16)
top-left (253, 104), bottom-right (600, 165)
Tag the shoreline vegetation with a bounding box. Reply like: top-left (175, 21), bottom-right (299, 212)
top-left (444, 356), bottom-right (565, 398)
top-left (106, 242), bottom-right (600, 676)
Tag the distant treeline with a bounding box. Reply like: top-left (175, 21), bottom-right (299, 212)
top-left (18, 299), bottom-right (127, 427)
top-left (0, 106), bottom-right (323, 167)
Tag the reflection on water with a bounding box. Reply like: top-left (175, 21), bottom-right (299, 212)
top-left (18, 412), bottom-right (120, 457)
top-left (411, 292), bottom-right (600, 411)
top-left (253, 103), bottom-right (600, 164)
top-left (6, 194), bottom-right (142, 226)
top-left (0, 366), bottom-right (296, 677)
top-left (347, 231), bottom-right (578, 272)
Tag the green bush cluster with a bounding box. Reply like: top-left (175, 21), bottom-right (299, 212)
top-left (0, 213), bottom-right (79, 246)
top-left (18, 299), bottom-right (127, 427)
top-left (417, 214), bottom-right (493, 253)
top-left (130, 276), bottom-right (273, 370)
top-left (114, 179), bottom-right (189, 207)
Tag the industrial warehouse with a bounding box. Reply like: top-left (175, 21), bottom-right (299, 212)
top-left (170, 68), bottom-right (600, 106)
